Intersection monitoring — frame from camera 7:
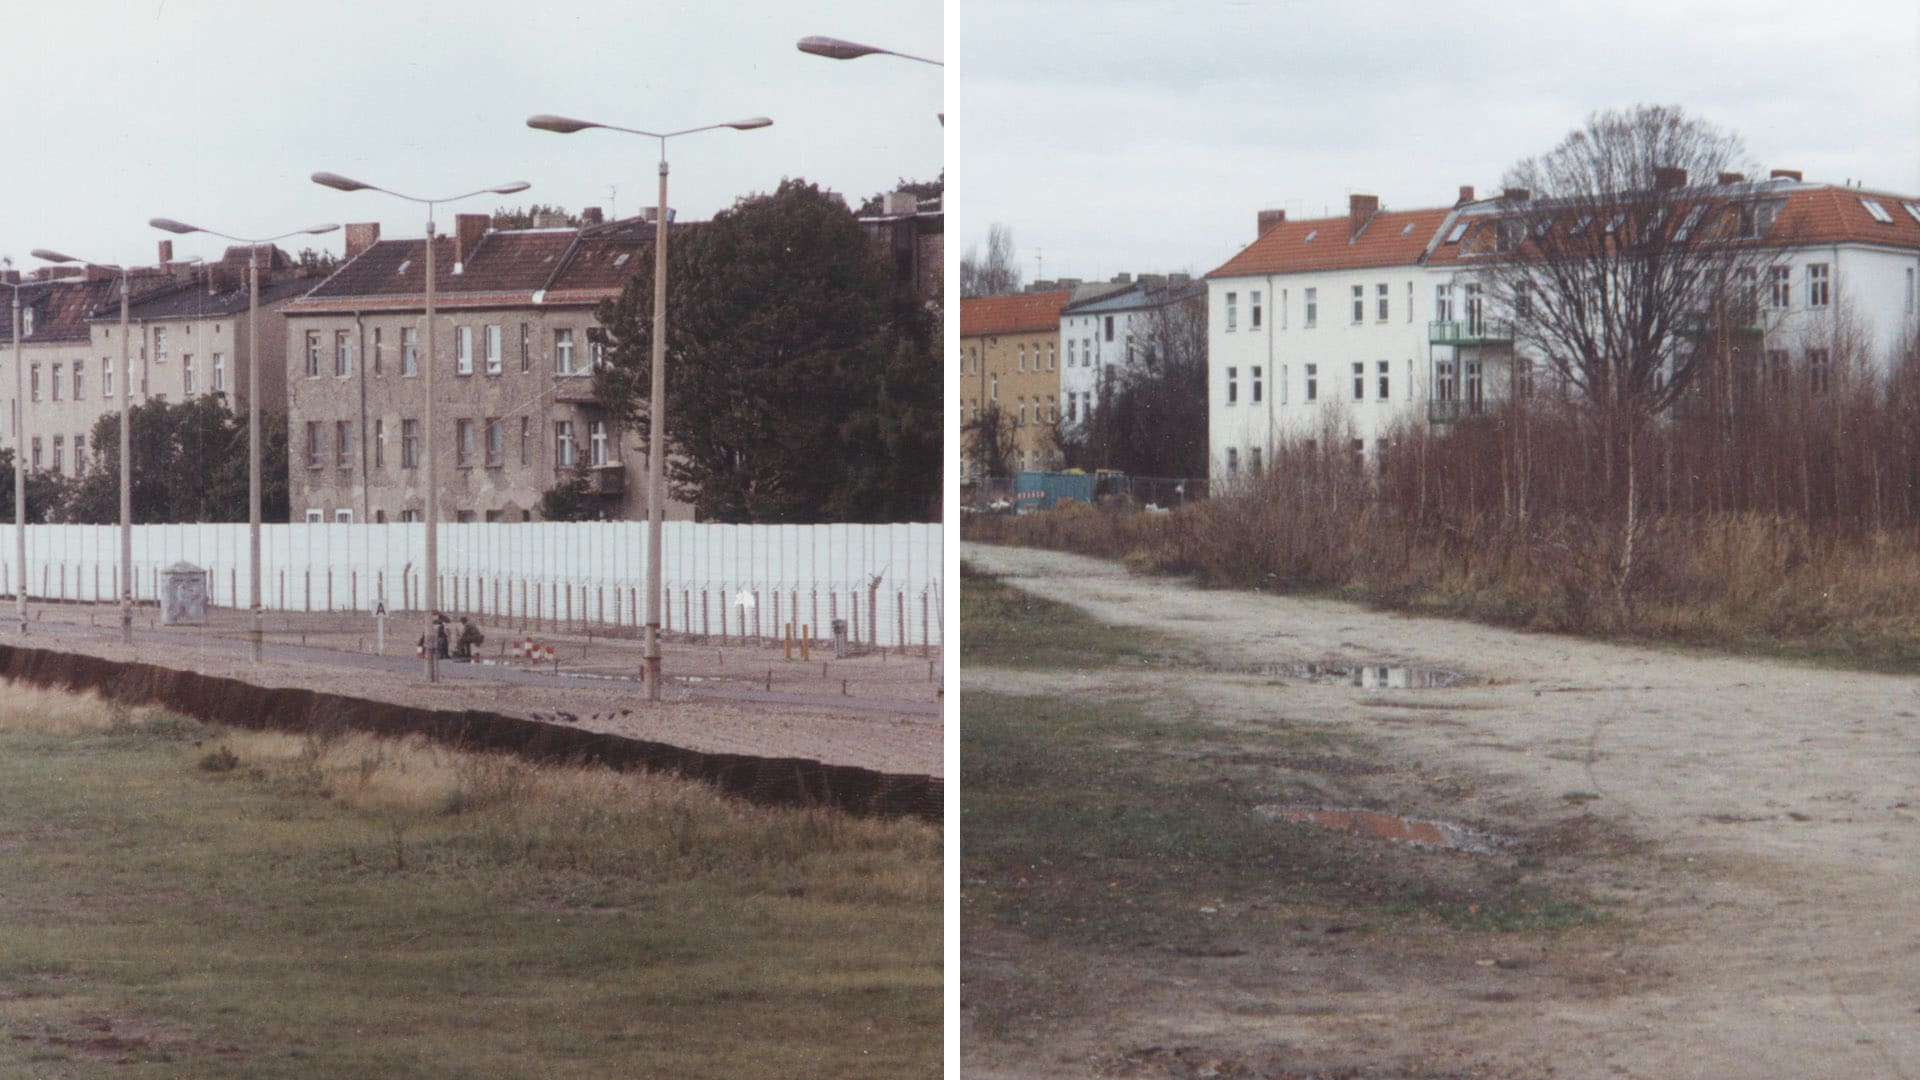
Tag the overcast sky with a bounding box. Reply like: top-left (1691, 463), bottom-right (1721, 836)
top-left (4, 0), bottom-right (941, 272)
top-left (959, 0), bottom-right (1920, 285)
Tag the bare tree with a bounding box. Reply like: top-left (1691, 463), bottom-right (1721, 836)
top-left (961, 224), bottom-right (1022, 298)
top-left (1469, 105), bottom-right (1788, 618)
top-left (963, 402), bottom-right (1017, 479)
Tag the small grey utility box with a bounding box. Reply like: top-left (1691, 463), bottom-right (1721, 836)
top-left (161, 561), bottom-right (209, 625)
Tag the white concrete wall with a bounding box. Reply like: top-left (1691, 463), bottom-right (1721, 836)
top-left (0, 520), bottom-right (943, 647)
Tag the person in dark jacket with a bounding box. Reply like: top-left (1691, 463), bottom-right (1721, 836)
top-left (455, 616), bottom-right (484, 661)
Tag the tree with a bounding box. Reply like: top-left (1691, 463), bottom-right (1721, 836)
top-left (297, 248), bottom-right (340, 275)
top-left (1072, 292), bottom-right (1210, 478)
top-left (537, 464), bottom-right (615, 521)
top-left (0, 449), bottom-right (74, 524)
top-left (960, 224), bottom-right (1022, 298)
top-left (590, 178), bottom-right (938, 523)
top-left (854, 174), bottom-right (943, 217)
top-left (64, 396), bottom-right (286, 524)
top-left (962, 402), bottom-right (1016, 480)
top-left (1475, 105), bottom-right (1785, 618)
top-left (490, 204), bottom-right (584, 230)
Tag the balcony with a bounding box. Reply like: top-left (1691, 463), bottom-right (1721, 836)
top-left (1676, 309), bottom-right (1765, 337)
top-left (586, 463), bottom-right (625, 495)
top-left (553, 375), bottom-right (598, 404)
top-left (1428, 397), bottom-right (1486, 424)
top-left (1428, 318), bottom-right (1514, 346)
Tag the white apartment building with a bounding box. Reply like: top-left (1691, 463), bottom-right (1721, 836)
top-left (1208, 178), bottom-right (1920, 482)
top-left (1057, 275), bottom-right (1202, 431)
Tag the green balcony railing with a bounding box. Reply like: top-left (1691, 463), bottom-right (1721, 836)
top-left (1428, 318), bottom-right (1514, 345)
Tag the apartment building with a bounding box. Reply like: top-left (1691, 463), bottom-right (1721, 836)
top-left (280, 212), bottom-right (684, 524)
top-left (1058, 274), bottom-right (1204, 432)
top-left (1208, 176), bottom-right (1920, 482)
top-left (959, 288), bottom-right (1072, 477)
top-left (858, 191), bottom-right (943, 315)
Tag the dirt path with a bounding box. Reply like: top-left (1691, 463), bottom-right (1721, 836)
top-left (963, 544), bottom-right (1919, 1079)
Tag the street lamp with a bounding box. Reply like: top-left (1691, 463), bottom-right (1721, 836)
top-left (31, 248), bottom-right (134, 644)
top-left (149, 218), bottom-right (338, 664)
top-left (2, 259), bottom-right (33, 635)
top-left (309, 173), bottom-right (529, 681)
top-left (526, 112), bottom-right (771, 701)
top-left (796, 35), bottom-right (941, 65)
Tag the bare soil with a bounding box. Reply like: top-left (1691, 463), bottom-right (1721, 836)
top-left (9, 601), bottom-right (942, 777)
top-left (962, 544), bottom-right (1920, 1079)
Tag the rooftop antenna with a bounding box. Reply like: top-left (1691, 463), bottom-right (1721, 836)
top-left (1035, 248), bottom-right (1044, 281)
top-left (608, 184), bottom-right (618, 221)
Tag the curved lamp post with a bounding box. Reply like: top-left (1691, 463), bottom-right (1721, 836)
top-left (149, 218), bottom-right (338, 664)
top-left (308, 174), bottom-right (528, 682)
top-left (526, 113), bottom-right (771, 701)
top-left (30, 248), bottom-right (135, 643)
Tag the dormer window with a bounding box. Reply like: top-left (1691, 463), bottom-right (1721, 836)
top-left (1904, 202), bottom-right (1920, 225)
top-left (1533, 216), bottom-right (1554, 236)
top-left (1445, 221), bottom-right (1468, 243)
top-left (1861, 198), bottom-right (1894, 224)
top-left (1571, 213), bottom-right (1594, 235)
top-left (1734, 202), bottom-right (1777, 239)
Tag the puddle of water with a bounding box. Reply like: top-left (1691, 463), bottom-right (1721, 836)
top-left (1254, 804), bottom-right (1513, 855)
top-left (1219, 662), bottom-right (1467, 688)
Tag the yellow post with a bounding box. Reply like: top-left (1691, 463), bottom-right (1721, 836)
top-left (784, 621), bottom-right (793, 661)
top-left (801, 625), bottom-right (810, 662)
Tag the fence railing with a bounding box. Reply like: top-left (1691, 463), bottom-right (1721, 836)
top-left (0, 521), bottom-right (943, 649)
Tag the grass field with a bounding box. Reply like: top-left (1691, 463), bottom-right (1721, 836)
top-left (0, 688), bottom-right (940, 1079)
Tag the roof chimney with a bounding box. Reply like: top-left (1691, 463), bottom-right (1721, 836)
top-left (1502, 187), bottom-right (1530, 203)
top-left (1653, 166), bottom-right (1688, 191)
top-left (157, 240), bottom-right (173, 265)
top-left (0, 269), bottom-right (17, 285)
top-left (882, 191), bottom-right (919, 215)
top-left (1718, 171), bottom-right (1745, 186)
top-left (1457, 185), bottom-right (1476, 206)
top-left (84, 264), bottom-right (115, 283)
top-left (1257, 209), bottom-right (1287, 237)
top-left (581, 206), bottom-right (604, 226)
top-left (1770, 168), bottom-right (1803, 182)
top-left (453, 213), bottom-right (488, 273)
top-left (1348, 194), bottom-right (1380, 238)
top-left (344, 222), bottom-right (380, 261)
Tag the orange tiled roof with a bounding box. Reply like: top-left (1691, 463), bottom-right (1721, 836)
top-left (1771, 185), bottom-right (1920, 249)
top-left (1208, 207), bottom-right (1452, 279)
top-left (959, 289), bottom-right (1073, 336)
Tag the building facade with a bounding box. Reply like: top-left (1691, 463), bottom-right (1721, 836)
top-left (1058, 274), bottom-right (1204, 432)
top-left (959, 289), bottom-right (1072, 477)
top-left (280, 212), bottom-right (684, 524)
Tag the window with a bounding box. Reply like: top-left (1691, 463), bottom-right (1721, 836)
top-left (51, 363), bottom-right (62, 401)
top-left (485, 510), bottom-right (503, 524)
top-left (152, 326), bottom-right (167, 363)
top-left (1066, 394), bottom-right (1078, 423)
top-left (1377, 360), bottom-right (1390, 400)
top-left (1304, 288), bottom-right (1317, 328)
top-left (456, 419), bottom-right (476, 467)
top-left (374, 419), bottom-right (384, 468)
top-left (589, 339), bottom-right (606, 369)
top-left (1466, 359), bottom-right (1484, 405)
top-left (1861, 198), bottom-right (1894, 224)
top-left (1251, 365), bottom-right (1263, 403)
top-left (306, 509), bottom-right (323, 524)
top-left (371, 328), bottom-right (383, 375)
top-left (554, 420), bottom-right (575, 467)
top-left (989, 373), bottom-right (997, 401)
top-left (73, 436), bottom-right (84, 472)
top-left (30, 364), bottom-right (39, 401)
top-left (1446, 221), bottom-right (1468, 243)
top-left (520, 323), bottom-right (530, 372)
top-left (1768, 266), bottom-right (1792, 308)
top-left (401, 327), bottom-right (419, 376)
top-left (1225, 447), bottom-right (1239, 474)
top-left (520, 416), bottom-right (532, 465)
top-left (1376, 283), bottom-right (1389, 321)
top-left (335, 510), bottom-right (353, 524)
top-left (1766, 350), bottom-right (1790, 393)
top-left (211, 354), bottom-right (223, 393)
top-left (1808, 348), bottom-right (1831, 394)
top-left (1807, 264), bottom-right (1829, 308)
top-left (306, 422), bottom-right (324, 468)
top-left (1249, 447), bottom-right (1262, 474)
top-left (1735, 202), bottom-right (1777, 239)
top-left (1351, 439), bottom-right (1365, 472)
top-left (69, 361), bottom-right (83, 401)
top-left (485, 324), bottom-right (502, 374)
top-left (401, 419), bottom-right (419, 468)
top-left (456, 326), bottom-right (473, 375)
top-left (1352, 284), bottom-right (1364, 323)
top-left (1279, 289), bottom-right (1288, 329)
top-left (1352, 361), bottom-right (1365, 400)
top-left (1406, 281), bottom-right (1413, 323)
top-left (51, 435), bottom-right (62, 474)
top-left (1905, 202), bottom-right (1920, 225)
top-left (1047, 395), bottom-right (1056, 423)
top-left (1674, 205), bottom-right (1707, 241)
top-left (30, 437), bottom-right (39, 471)
top-left (1304, 363), bottom-right (1318, 402)
top-left (103, 358), bottom-right (113, 398)
top-left (1017, 400), bottom-right (1027, 427)
top-left (554, 328), bottom-right (575, 374)
top-left (1226, 366), bottom-right (1238, 404)
top-left (182, 356), bottom-right (194, 395)
top-left (400, 509), bottom-right (421, 523)
top-left (485, 418), bottom-right (504, 467)
top-left (336, 420), bottom-right (353, 468)
top-left (335, 330), bottom-right (351, 376)
top-left (589, 420), bottom-right (609, 466)
top-left (1067, 339), bottom-right (1076, 367)
top-left (1017, 344), bottom-right (1025, 372)
top-left (305, 331), bottom-right (322, 377)
top-left (1104, 316), bottom-right (1115, 342)
top-left (1226, 291), bottom-right (1238, 331)
top-left (1250, 290), bottom-right (1263, 329)
top-left (1435, 283), bottom-right (1453, 322)
top-left (1464, 282), bottom-right (1484, 334)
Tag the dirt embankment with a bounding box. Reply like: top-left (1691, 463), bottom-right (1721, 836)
top-left (962, 544), bottom-right (1920, 1079)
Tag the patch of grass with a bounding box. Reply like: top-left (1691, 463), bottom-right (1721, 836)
top-left (960, 561), bottom-right (1184, 670)
top-left (1395, 886), bottom-right (1609, 932)
top-left (0, 686), bottom-right (939, 1079)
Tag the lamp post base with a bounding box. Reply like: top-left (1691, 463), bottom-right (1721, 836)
top-left (250, 608), bottom-right (264, 663)
top-left (119, 601), bottom-right (133, 645)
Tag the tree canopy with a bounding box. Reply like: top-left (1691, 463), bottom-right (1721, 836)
top-left (57, 396), bottom-right (288, 524)
top-left (590, 178), bottom-right (939, 523)
top-left (960, 224), bottom-right (1022, 298)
